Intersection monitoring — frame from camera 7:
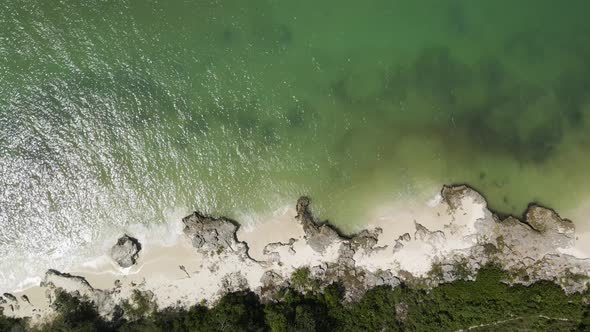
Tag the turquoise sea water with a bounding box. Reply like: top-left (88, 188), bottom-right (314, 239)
top-left (2, 0), bottom-right (590, 290)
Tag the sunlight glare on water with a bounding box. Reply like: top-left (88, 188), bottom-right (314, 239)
top-left (2, 0), bottom-right (590, 291)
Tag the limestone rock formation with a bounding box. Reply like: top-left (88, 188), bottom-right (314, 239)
top-left (41, 269), bottom-right (95, 296)
top-left (420, 185), bottom-right (590, 292)
top-left (110, 235), bottom-right (141, 268)
top-left (41, 269), bottom-right (116, 318)
top-left (3, 184), bottom-right (590, 323)
top-left (182, 211), bottom-right (248, 256)
top-left (295, 196), bottom-right (342, 253)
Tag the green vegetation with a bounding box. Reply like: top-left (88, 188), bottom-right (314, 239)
top-left (121, 290), bottom-right (158, 321)
top-left (0, 310), bottom-right (27, 332)
top-left (290, 267), bottom-right (320, 292)
top-left (3, 267), bottom-right (590, 331)
top-left (290, 267), bottom-right (311, 290)
top-left (36, 289), bottom-right (112, 332)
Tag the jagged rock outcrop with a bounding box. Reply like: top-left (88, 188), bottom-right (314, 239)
top-left (220, 272), bottom-right (249, 293)
top-left (258, 271), bottom-right (288, 301)
top-left (418, 185), bottom-right (590, 292)
top-left (111, 235), bottom-right (142, 268)
top-left (290, 197), bottom-right (405, 300)
top-left (295, 196), bottom-right (341, 253)
top-left (1, 293), bottom-right (19, 313)
top-left (41, 269), bottom-right (95, 296)
top-left (183, 211), bottom-right (249, 256)
top-left (3, 184), bottom-right (590, 323)
top-left (40, 269), bottom-right (117, 318)
top-left (2, 293), bottom-right (17, 302)
top-left (181, 188), bottom-right (589, 300)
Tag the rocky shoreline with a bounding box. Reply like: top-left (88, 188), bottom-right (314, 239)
top-left (2, 185), bottom-right (590, 324)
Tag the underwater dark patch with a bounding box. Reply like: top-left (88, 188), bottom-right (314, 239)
top-left (412, 47), bottom-right (472, 106)
top-left (222, 28), bottom-right (234, 43)
top-left (184, 114), bottom-right (209, 136)
top-left (446, 0), bottom-right (470, 35)
top-left (521, 122), bottom-right (564, 163)
top-left (259, 121), bottom-right (281, 145)
top-left (235, 99), bottom-right (263, 132)
top-left (286, 101), bottom-right (316, 129)
top-left (504, 29), bottom-right (546, 63)
top-left (275, 24), bottom-right (293, 45)
top-left (330, 76), bottom-right (352, 104)
top-left (381, 65), bottom-right (409, 104)
top-left (555, 66), bottom-right (590, 127)
top-left (478, 58), bottom-right (508, 95)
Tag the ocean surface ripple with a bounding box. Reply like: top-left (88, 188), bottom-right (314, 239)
top-left (2, 0), bottom-right (590, 291)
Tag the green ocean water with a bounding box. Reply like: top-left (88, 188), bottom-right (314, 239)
top-left (2, 0), bottom-right (590, 290)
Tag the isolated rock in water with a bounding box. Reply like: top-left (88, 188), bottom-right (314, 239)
top-left (111, 235), bottom-right (142, 268)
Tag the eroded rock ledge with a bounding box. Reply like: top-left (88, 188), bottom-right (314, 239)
top-left (2, 185), bottom-right (589, 323)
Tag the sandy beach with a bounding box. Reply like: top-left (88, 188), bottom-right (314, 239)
top-left (3, 185), bottom-right (590, 326)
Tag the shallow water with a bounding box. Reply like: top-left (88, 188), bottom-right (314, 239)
top-left (2, 0), bottom-right (590, 291)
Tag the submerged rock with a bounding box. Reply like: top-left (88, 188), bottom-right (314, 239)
top-left (110, 235), bottom-right (142, 268)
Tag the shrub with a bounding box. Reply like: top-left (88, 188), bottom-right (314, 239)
top-left (37, 290), bottom-right (111, 332)
top-left (7, 266), bottom-right (588, 331)
top-left (0, 310), bottom-right (27, 332)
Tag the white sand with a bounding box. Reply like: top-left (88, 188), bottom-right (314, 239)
top-left (564, 201), bottom-right (590, 256)
top-left (4, 186), bottom-right (590, 324)
top-left (236, 206), bottom-right (305, 261)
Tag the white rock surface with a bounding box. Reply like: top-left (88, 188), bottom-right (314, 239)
top-left (3, 185), bottom-right (589, 324)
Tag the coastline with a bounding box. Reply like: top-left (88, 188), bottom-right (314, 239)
top-left (3, 184), bottom-right (590, 325)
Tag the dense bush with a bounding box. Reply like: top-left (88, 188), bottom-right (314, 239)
top-left (0, 312), bottom-right (27, 332)
top-left (3, 267), bottom-right (590, 331)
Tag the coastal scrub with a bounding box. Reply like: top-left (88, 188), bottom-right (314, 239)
top-left (3, 266), bottom-right (590, 331)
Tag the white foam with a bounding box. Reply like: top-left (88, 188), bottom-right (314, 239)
top-left (13, 277), bottom-right (43, 293)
